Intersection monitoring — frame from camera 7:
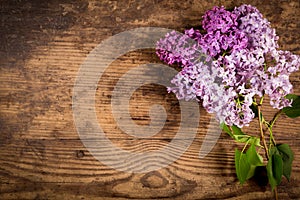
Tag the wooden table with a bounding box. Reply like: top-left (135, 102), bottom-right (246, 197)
top-left (1, 1), bottom-right (300, 199)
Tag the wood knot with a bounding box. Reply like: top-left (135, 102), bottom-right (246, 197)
top-left (76, 150), bottom-right (85, 158)
top-left (140, 171), bottom-right (168, 188)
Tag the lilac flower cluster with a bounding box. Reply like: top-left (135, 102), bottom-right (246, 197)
top-left (156, 4), bottom-right (300, 128)
top-left (156, 31), bottom-right (204, 66)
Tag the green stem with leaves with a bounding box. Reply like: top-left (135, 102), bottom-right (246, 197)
top-left (257, 97), bottom-right (269, 159)
top-left (222, 94), bottom-right (298, 200)
top-left (258, 106), bottom-right (269, 158)
top-left (257, 98), bottom-right (279, 200)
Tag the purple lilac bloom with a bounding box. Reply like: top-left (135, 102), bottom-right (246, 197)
top-left (199, 6), bottom-right (249, 57)
top-left (199, 31), bottom-right (222, 57)
top-left (198, 28), bottom-right (249, 57)
top-left (234, 4), bottom-right (279, 53)
top-left (265, 74), bottom-right (293, 109)
top-left (167, 62), bottom-right (215, 101)
top-left (184, 28), bottom-right (202, 42)
top-left (156, 30), bottom-right (205, 66)
top-left (202, 6), bottom-right (238, 33)
top-left (233, 4), bottom-right (261, 17)
top-left (263, 50), bottom-right (300, 109)
top-left (270, 50), bottom-right (300, 74)
top-left (157, 4), bottom-right (300, 127)
top-left (218, 48), bottom-right (265, 86)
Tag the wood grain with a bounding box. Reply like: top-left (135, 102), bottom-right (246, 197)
top-left (1, 0), bottom-right (300, 199)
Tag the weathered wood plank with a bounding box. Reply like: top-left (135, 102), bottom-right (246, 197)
top-left (1, 0), bottom-right (300, 199)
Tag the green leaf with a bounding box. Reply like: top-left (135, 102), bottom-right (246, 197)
top-left (221, 124), bottom-right (261, 146)
top-left (246, 144), bottom-right (264, 166)
top-left (246, 165), bottom-right (257, 180)
top-left (266, 158), bottom-right (276, 190)
top-left (282, 94), bottom-right (300, 118)
top-left (231, 126), bottom-right (250, 143)
top-left (220, 123), bottom-right (247, 142)
top-left (245, 144), bottom-right (264, 179)
top-left (232, 125), bottom-right (244, 135)
top-left (233, 135), bottom-right (249, 143)
top-left (248, 137), bottom-right (262, 147)
top-left (267, 147), bottom-right (283, 190)
top-left (285, 94), bottom-right (298, 100)
top-left (235, 145), bottom-right (265, 184)
top-left (277, 144), bottom-right (294, 181)
top-left (235, 149), bottom-right (251, 184)
top-left (220, 122), bottom-right (234, 138)
top-left (272, 154), bottom-right (283, 184)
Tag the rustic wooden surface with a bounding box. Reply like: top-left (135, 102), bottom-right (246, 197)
top-left (1, 0), bottom-right (300, 199)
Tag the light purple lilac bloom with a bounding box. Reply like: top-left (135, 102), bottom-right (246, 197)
top-left (233, 4), bottom-right (279, 53)
top-left (156, 4), bottom-right (300, 128)
top-left (156, 30), bottom-right (206, 67)
top-left (202, 6), bottom-right (238, 33)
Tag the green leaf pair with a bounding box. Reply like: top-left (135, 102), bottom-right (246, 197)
top-left (283, 94), bottom-right (300, 118)
top-left (235, 144), bottom-right (264, 184)
top-left (221, 123), bottom-right (261, 147)
top-left (267, 144), bottom-right (294, 190)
